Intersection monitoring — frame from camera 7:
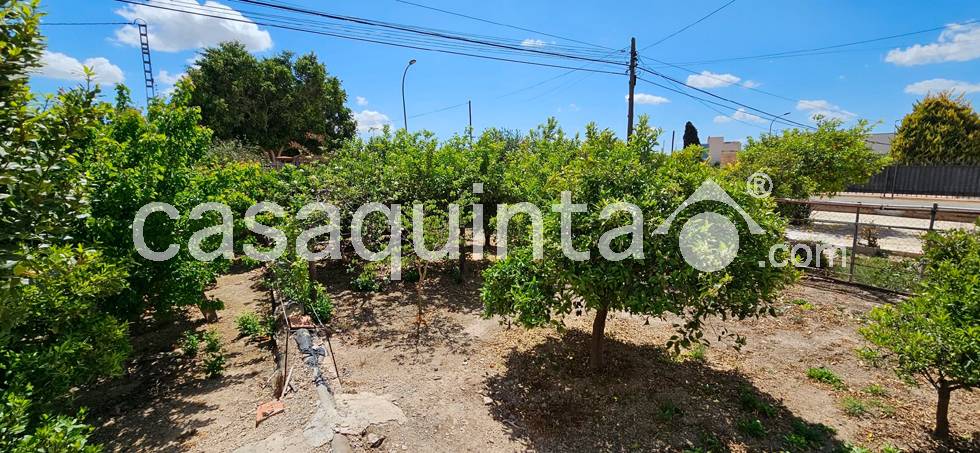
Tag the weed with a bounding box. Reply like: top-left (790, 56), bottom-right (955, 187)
top-left (879, 444), bottom-right (901, 453)
top-left (862, 384), bottom-right (888, 397)
top-left (807, 366), bottom-right (845, 390)
top-left (684, 344), bottom-right (707, 362)
top-left (351, 268), bottom-right (382, 292)
top-left (791, 298), bottom-right (815, 310)
top-left (841, 397), bottom-right (867, 417)
top-left (203, 352), bottom-right (226, 378)
top-left (737, 418), bottom-right (766, 438)
top-left (179, 331), bottom-right (200, 357)
top-left (203, 329), bottom-right (222, 354)
top-left (236, 312), bottom-right (262, 338)
top-left (836, 443), bottom-right (871, 453)
top-left (658, 401), bottom-right (682, 422)
top-left (308, 287), bottom-right (334, 322)
top-left (783, 420), bottom-right (833, 451)
top-left (738, 387), bottom-right (775, 417)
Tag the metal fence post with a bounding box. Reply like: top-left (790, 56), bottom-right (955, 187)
top-left (849, 203), bottom-right (861, 282)
top-left (928, 202), bottom-right (938, 231)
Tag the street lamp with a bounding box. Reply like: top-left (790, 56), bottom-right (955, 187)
top-left (769, 111), bottom-right (791, 135)
top-left (402, 59), bottom-right (416, 130)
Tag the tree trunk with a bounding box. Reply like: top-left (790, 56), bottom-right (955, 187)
top-left (935, 379), bottom-right (952, 439)
top-left (589, 307), bottom-right (609, 371)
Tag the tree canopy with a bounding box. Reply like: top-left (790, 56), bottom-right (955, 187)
top-left (187, 41), bottom-right (356, 154)
top-left (481, 117), bottom-right (797, 370)
top-left (892, 91), bottom-right (980, 165)
top-left (861, 224), bottom-right (980, 439)
top-left (683, 121), bottom-right (701, 148)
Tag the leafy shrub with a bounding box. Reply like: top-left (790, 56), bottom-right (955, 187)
top-left (180, 332), bottom-right (200, 357)
top-left (736, 418), bottom-right (766, 438)
top-left (351, 268), bottom-right (383, 292)
top-left (203, 352), bottom-right (226, 379)
top-left (236, 312), bottom-right (263, 338)
top-left (807, 367), bottom-right (845, 390)
top-left (203, 330), bottom-right (222, 355)
top-left (854, 347), bottom-right (882, 367)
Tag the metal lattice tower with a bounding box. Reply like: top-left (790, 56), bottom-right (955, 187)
top-left (135, 19), bottom-right (156, 102)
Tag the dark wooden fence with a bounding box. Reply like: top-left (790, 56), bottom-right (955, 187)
top-left (847, 165), bottom-right (980, 197)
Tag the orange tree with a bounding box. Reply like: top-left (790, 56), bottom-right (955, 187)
top-left (861, 224), bottom-right (980, 439)
top-left (481, 118), bottom-right (796, 370)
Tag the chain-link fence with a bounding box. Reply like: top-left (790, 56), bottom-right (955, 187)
top-left (778, 199), bottom-right (980, 294)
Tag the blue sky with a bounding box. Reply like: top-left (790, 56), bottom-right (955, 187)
top-left (33, 0), bottom-right (980, 145)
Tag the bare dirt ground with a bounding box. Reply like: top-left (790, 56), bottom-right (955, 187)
top-left (84, 268), bottom-right (325, 452)
top-left (85, 263), bottom-right (980, 452)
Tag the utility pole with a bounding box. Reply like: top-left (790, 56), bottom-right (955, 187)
top-left (468, 100), bottom-right (473, 143)
top-left (670, 130), bottom-right (675, 153)
top-left (135, 19), bottom-right (155, 104)
top-left (626, 37), bottom-right (638, 139)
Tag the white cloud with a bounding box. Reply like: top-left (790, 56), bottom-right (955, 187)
top-left (796, 99), bottom-right (856, 122)
top-left (713, 108), bottom-right (765, 124)
top-left (885, 22), bottom-right (980, 66)
top-left (114, 0), bottom-right (273, 53)
top-left (521, 38), bottom-right (547, 48)
top-left (630, 93), bottom-right (670, 105)
top-left (742, 80), bottom-right (760, 88)
top-left (904, 78), bottom-right (980, 95)
top-left (157, 70), bottom-right (184, 86)
top-left (36, 51), bottom-right (125, 85)
top-left (354, 110), bottom-right (391, 134)
top-left (156, 70), bottom-right (186, 96)
top-left (355, 96), bottom-right (369, 106)
top-left (686, 70), bottom-right (741, 88)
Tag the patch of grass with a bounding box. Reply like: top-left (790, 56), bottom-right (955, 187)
top-left (736, 418), bottom-right (766, 438)
top-left (862, 383), bottom-right (888, 397)
top-left (179, 331), bottom-right (200, 357)
top-left (879, 444), bottom-right (902, 453)
top-left (841, 396), bottom-right (868, 417)
top-left (657, 401), bottom-right (683, 422)
top-left (790, 298), bottom-right (815, 310)
top-left (833, 255), bottom-right (920, 293)
top-left (235, 311), bottom-right (263, 338)
top-left (738, 386), bottom-right (775, 418)
top-left (683, 344), bottom-right (707, 362)
top-left (807, 366), bottom-right (846, 390)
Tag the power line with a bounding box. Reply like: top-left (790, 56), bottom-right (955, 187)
top-left (42, 21), bottom-right (133, 26)
top-left (638, 55), bottom-right (798, 103)
top-left (161, 0), bottom-right (616, 60)
top-left (114, 0), bottom-right (628, 74)
top-left (394, 0), bottom-right (618, 51)
top-left (641, 0), bottom-right (736, 50)
top-left (637, 67), bottom-right (814, 130)
top-left (657, 18), bottom-right (979, 67)
top-left (228, 0), bottom-right (626, 66)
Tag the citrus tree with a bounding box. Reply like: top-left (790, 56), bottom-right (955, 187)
top-left (892, 91), bottom-right (980, 165)
top-left (861, 224), bottom-right (980, 439)
top-left (482, 118), bottom-right (797, 370)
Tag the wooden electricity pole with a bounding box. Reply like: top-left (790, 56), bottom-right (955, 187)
top-left (626, 37), bottom-right (638, 139)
